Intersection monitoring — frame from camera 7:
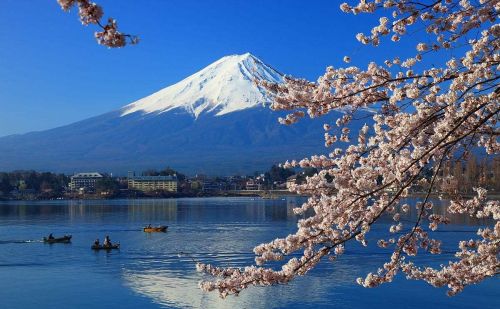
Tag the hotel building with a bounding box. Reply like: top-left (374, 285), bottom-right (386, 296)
top-left (127, 171), bottom-right (178, 192)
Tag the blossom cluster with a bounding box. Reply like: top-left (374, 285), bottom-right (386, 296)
top-left (197, 0), bottom-right (499, 297)
top-left (57, 0), bottom-right (138, 47)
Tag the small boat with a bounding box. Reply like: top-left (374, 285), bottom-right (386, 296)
top-left (91, 243), bottom-right (120, 250)
top-left (43, 235), bottom-right (72, 243)
top-left (143, 225), bottom-right (168, 233)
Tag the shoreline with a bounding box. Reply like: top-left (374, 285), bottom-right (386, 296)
top-left (0, 190), bottom-right (300, 202)
top-left (1, 191), bottom-right (499, 202)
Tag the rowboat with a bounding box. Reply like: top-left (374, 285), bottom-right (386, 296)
top-left (91, 243), bottom-right (120, 250)
top-left (143, 226), bottom-right (168, 233)
top-left (43, 235), bottom-right (72, 243)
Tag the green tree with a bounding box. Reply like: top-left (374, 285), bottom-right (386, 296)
top-left (265, 165), bottom-right (295, 183)
top-left (160, 166), bottom-right (186, 182)
top-left (0, 174), bottom-right (12, 195)
top-left (95, 177), bottom-right (119, 195)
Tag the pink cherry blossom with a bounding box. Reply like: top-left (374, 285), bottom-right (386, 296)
top-left (56, 0), bottom-right (138, 47)
top-left (194, 0), bottom-right (499, 298)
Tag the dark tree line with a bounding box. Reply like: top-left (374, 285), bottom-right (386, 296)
top-left (142, 167), bottom-right (186, 182)
top-left (95, 176), bottom-right (121, 196)
top-left (439, 155), bottom-right (500, 194)
top-left (0, 171), bottom-right (69, 197)
top-left (264, 165), bottom-right (295, 184)
top-left (260, 165), bottom-right (318, 188)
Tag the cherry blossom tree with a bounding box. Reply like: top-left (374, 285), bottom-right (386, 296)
top-left (57, 0), bottom-right (138, 47)
top-left (197, 0), bottom-right (499, 297)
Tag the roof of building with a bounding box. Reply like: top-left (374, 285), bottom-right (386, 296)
top-left (71, 172), bottom-right (103, 178)
top-left (130, 175), bottom-right (177, 181)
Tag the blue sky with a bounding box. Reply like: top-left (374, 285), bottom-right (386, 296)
top-left (0, 0), bottom-right (419, 137)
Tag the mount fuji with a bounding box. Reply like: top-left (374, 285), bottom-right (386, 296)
top-left (0, 53), bottom-right (340, 175)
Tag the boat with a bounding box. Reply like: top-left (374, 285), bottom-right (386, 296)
top-left (91, 243), bottom-right (120, 250)
top-left (43, 235), bottom-right (72, 243)
top-left (143, 225), bottom-right (168, 233)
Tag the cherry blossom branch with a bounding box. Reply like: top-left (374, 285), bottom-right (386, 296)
top-left (358, 147), bottom-right (451, 288)
top-left (197, 0), bottom-right (499, 298)
top-left (57, 0), bottom-right (138, 47)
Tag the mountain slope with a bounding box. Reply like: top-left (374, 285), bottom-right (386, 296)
top-left (0, 53), bottom-right (343, 175)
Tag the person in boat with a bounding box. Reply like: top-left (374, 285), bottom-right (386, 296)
top-left (94, 239), bottom-right (100, 246)
top-left (103, 235), bottom-right (112, 247)
top-left (48, 233), bottom-right (54, 240)
top-left (147, 224), bottom-right (152, 229)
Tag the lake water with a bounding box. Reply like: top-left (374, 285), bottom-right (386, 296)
top-left (0, 197), bottom-right (498, 308)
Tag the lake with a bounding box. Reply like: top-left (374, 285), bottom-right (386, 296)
top-left (0, 197), bottom-right (498, 308)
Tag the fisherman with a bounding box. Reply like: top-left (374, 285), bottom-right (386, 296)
top-left (94, 238), bottom-right (100, 246)
top-left (48, 233), bottom-right (55, 240)
top-left (103, 235), bottom-right (111, 247)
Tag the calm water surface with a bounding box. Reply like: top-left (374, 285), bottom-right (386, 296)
top-left (0, 197), bottom-right (498, 308)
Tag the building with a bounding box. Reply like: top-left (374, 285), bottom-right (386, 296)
top-left (286, 175), bottom-right (298, 189)
top-left (128, 172), bottom-right (178, 192)
top-left (245, 179), bottom-right (261, 190)
top-left (69, 172), bottom-right (103, 193)
top-left (202, 180), bottom-right (222, 192)
top-left (439, 176), bottom-right (459, 194)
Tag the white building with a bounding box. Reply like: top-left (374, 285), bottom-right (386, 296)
top-left (69, 172), bottom-right (103, 193)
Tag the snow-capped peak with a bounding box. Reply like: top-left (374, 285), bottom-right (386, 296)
top-left (121, 53), bottom-right (283, 118)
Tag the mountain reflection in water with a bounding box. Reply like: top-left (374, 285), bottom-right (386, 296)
top-left (0, 197), bottom-right (497, 309)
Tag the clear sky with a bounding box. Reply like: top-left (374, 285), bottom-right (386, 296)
top-left (0, 0), bottom-right (420, 137)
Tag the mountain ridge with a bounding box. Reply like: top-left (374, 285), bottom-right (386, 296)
top-left (0, 53), bottom-right (340, 175)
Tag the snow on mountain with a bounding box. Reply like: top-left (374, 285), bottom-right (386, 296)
top-left (121, 53), bottom-right (283, 118)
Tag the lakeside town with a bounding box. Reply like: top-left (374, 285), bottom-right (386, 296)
top-left (1, 155), bottom-right (499, 201)
top-left (0, 165), bottom-right (305, 200)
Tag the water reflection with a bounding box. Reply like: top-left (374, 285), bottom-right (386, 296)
top-left (0, 197), bottom-right (303, 224)
top-left (0, 197), bottom-right (497, 309)
top-left (124, 269), bottom-right (241, 309)
top-left (122, 255), bottom-right (371, 309)
top-left (393, 198), bottom-right (492, 226)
